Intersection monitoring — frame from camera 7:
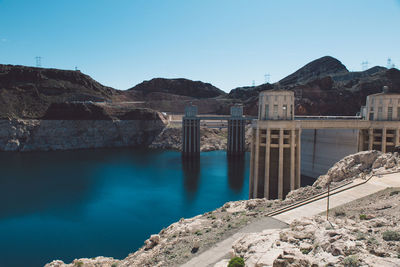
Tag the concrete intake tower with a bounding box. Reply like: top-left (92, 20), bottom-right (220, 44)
top-left (249, 87), bottom-right (400, 200)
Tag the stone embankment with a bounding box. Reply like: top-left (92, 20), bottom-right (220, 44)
top-left (46, 150), bottom-right (400, 267)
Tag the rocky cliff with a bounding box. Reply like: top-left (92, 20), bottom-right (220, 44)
top-left (45, 151), bottom-right (400, 267)
top-left (0, 106), bottom-right (167, 152)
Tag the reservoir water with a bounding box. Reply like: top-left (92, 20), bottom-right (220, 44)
top-left (0, 149), bottom-right (249, 267)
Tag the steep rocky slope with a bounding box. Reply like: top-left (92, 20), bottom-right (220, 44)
top-left (45, 151), bottom-right (400, 267)
top-left (0, 105), bottom-right (167, 152)
top-left (0, 64), bottom-right (120, 119)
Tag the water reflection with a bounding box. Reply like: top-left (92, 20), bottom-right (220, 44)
top-left (181, 157), bottom-right (201, 195)
top-left (227, 156), bottom-right (245, 192)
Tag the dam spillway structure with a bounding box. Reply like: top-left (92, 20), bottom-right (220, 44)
top-left (227, 105), bottom-right (246, 156)
top-left (182, 104), bottom-right (200, 157)
top-left (249, 90), bottom-right (301, 200)
top-left (249, 86), bottom-right (400, 200)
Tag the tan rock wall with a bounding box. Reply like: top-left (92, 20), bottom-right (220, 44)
top-left (0, 119), bottom-right (165, 152)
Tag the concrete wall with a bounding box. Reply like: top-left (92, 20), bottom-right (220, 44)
top-left (301, 129), bottom-right (359, 178)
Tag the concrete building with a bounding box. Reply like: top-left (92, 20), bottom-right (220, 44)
top-left (249, 90), bottom-right (301, 199)
top-left (249, 87), bottom-right (400, 200)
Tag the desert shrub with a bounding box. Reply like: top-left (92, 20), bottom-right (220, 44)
top-left (335, 210), bottom-right (346, 217)
top-left (355, 232), bottom-right (366, 240)
top-left (194, 230), bottom-right (202, 236)
top-left (228, 257), bottom-right (245, 267)
top-left (300, 247), bottom-right (312, 254)
top-left (359, 214), bottom-right (367, 220)
top-left (382, 230), bottom-right (400, 241)
top-left (342, 255), bottom-right (359, 267)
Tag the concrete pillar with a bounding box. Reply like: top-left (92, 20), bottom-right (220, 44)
top-left (278, 129), bottom-right (284, 199)
top-left (253, 126), bottom-right (260, 198)
top-left (358, 129), bottom-right (364, 151)
top-left (368, 128), bottom-right (374, 150)
top-left (382, 128), bottom-right (387, 153)
top-left (290, 129), bottom-right (296, 190)
top-left (263, 129), bottom-right (271, 198)
top-left (182, 118), bottom-right (200, 157)
top-left (249, 127), bottom-right (256, 198)
top-left (296, 129), bottom-right (301, 189)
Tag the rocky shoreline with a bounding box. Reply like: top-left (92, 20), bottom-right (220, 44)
top-left (45, 151), bottom-right (400, 267)
top-left (0, 118), bottom-right (166, 152)
top-left (149, 125), bottom-right (252, 152)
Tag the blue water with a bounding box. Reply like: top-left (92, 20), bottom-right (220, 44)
top-left (0, 149), bottom-right (249, 267)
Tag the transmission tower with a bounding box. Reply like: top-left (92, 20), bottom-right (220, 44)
top-left (361, 61), bottom-right (369, 71)
top-left (387, 58), bottom-right (395, 69)
top-left (264, 73), bottom-right (270, 83)
top-left (35, 56), bottom-right (42, 67)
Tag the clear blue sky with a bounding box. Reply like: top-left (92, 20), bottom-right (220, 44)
top-left (0, 0), bottom-right (399, 91)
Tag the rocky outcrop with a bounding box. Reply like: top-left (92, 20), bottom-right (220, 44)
top-left (229, 215), bottom-right (400, 267)
top-left (279, 56), bottom-right (349, 86)
top-left (0, 115), bottom-right (166, 152)
top-left (126, 78), bottom-right (226, 99)
top-left (149, 125), bottom-right (252, 152)
top-left (0, 64), bottom-right (119, 119)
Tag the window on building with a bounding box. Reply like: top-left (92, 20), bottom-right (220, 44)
top-left (283, 105), bottom-right (287, 119)
top-left (290, 105), bottom-right (293, 119)
top-left (284, 95), bottom-right (286, 101)
top-left (398, 107), bottom-right (400, 120)
top-left (273, 105), bottom-right (278, 119)
top-left (378, 107), bottom-right (383, 121)
top-left (265, 104), bottom-right (269, 120)
top-left (274, 96), bottom-right (278, 101)
top-left (369, 113), bottom-right (374, 120)
top-left (388, 107), bottom-right (393, 121)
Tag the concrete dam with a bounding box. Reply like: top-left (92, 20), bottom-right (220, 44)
top-left (300, 129), bottom-right (358, 179)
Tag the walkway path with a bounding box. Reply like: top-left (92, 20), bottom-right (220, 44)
top-left (181, 172), bottom-right (400, 267)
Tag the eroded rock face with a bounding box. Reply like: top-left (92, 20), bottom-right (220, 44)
top-left (313, 150), bottom-right (400, 188)
top-left (0, 116), bottom-right (166, 152)
top-left (149, 125), bottom-right (252, 152)
top-left (230, 216), bottom-right (400, 267)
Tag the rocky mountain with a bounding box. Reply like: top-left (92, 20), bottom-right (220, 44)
top-left (2, 56), bottom-right (400, 119)
top-left (126, 78), bottom-right (226, 99)
top-left (229, 56), bottom-right (400, 116)
top-left (279, 56), bottom-right (349, 86)
top-left (0, 64), bottom-right (120, 119)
